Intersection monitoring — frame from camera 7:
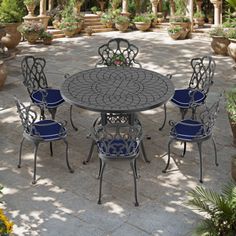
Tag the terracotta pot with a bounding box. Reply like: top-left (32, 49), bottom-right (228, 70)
top-left (25, 32), bottom-right (39, 44)
top-left (211, 36), bottom-right (230, 56)
top-left (1, 23), bottom-right (22, 50)
top-left (232, 156), bottom-right (236, 182)
top-left (228, 39), bottom-right (236, 62)
top-left (105, 22), bottom-right (113, 28)
top-left (63, 29), bottom-right (76, 37)
top-left (115, 23), bottom-right (129, 32)
top-left (168, 31), bottom-right (181, 40)
top-left (0, 61), bottom-right (7, 89)
top-left (134, 22), bottom-right (151, 31)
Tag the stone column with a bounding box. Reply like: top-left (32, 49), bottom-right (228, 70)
top-left (210, 0), bottom-right (221, 26)
top-left (48, 0), bottom-right (54, 12)
top-left (170, 0), bottom-right (175, 16)
top-left (187, 0), bottom-right (194, 22)
top-left (196, 0), bottom-right (203, 12)
top-left (38, 0), bottom-right (50, 28)
top-left (122, 0), bottom-right (129, 15)
top-left (150, 0), bottom-right (160, 16)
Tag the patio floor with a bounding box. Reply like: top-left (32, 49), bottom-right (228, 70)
top-left (0, 30), bottom-right (236, 236)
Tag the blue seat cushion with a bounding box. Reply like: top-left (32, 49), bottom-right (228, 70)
top-left (31, 89), bottom-right (64, 109)
top-left (172, 119), bottom-right (205, 141)
top-left (97, 139), bottom-right (139, 157)
top-left (171, 89), bottom-right (205, 108)
top-left (31, 120), bottom-right (66, 141)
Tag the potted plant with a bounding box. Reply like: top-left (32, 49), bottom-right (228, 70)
top-left (147, 13), bottom-right (158, 27)
top-left (187, 183), bottom-right (236, 235)
top-left (59, 15), bottom-right (80, 37)
top-left (226, 28), bottom-right (236, 63)
top-left (133, 15), bottom-right (151, 31)
top-left (91, 6), bottom-right (98, 14)
top-left (209, 26), bottom-right (230, 56)
top-left (225, 87), bottom-right (236, 146)
top-left (41, 31), bottom-right (53, 45)
top-left (114, 15), bottom-right (129, 32)
top-left (101, 12), bottom-right (113, 28)
top-left (193, 11), bottom-right (205, 27)
top-left (0, 0), bottom-right (24, 50)
top-left (167, 25), bottom-right (183, 40)
top-left (18, 21), bottom-right (44, 44)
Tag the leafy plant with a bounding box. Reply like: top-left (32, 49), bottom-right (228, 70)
top-left (0, 0), bottom-right (24, 23)
top-left (40, 31), bottom-right (53, 39)
top-left (209, 27), bottom-right (226, 37)
top-left (175, 0), bottom-right (188, 16)
top-left (17, 21), bottom-right (44, 34)
top-left (101, 12), bottom-right (114, 24)
top-left (187, 182), bottom-right (236, 235)
top-left (167, 25), bottom-right (183, 34)
top-left (225, 87), bottom-right (236, 123)
top-left (133, 15), bottom-right (151, 24)
top-left (223, 20), bottom-right (236, 28)
top-left (59, 16), bottom-right (78, 31)
top-left (226, 0), bottom-right (236, 9)
top-left (194, 11), bottom-right (205, 18)
top-left (91, 6), bottom-right (98, 14)
top-left (170, 16), bottom-right (190, 23)
top-left (114, 15), bottom-right (129, 24)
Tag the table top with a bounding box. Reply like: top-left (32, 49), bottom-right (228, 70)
top-left (61, 67), bottom-right (175, 113)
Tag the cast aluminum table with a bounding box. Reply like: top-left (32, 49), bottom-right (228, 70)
top-left (61, 67), bottom-right (175, 125)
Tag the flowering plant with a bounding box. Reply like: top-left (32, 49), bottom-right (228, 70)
top-left (17, 21), bottom-right (44, 35)
top-left (0, 209), bottom-right (13, 236)
top-left (40, 31), bottom-right (53, 39)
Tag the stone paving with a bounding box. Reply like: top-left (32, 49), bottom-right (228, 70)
top-left (0, 30), bottom-right (236, 236)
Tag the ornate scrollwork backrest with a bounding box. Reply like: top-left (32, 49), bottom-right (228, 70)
top-left (199, 98), bottom-right (220, 136)
top-left (15, 98), bottom-right (37, 135)
top-left (21, 56), bottom-right (48, 95)
top-left (96, 38), bottom-right (142, 68)
top-left (189, 56), bottom-right (216, 94)
top-left (94, 123), bottom-right (143, 157)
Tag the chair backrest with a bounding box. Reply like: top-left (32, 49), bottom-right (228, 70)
top-left (94, 123), bottom-right (143, 158)
top-left (189, 55), bottom-right (216, 94)
top-left (21, 56), bottom-right (48, 95)
top-left (199, 97), bottom-right (220, 136)
top-left (95, 38), bottom-right (141, 68)
top-left (15, 98), bottom-right (37, 135)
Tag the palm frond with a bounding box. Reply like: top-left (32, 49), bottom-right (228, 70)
top-left (226, 0), bottom-right (236, 8)
top-left (193, 219), bottom-right (218, 236)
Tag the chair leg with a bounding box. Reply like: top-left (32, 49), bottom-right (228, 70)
top-left (162, 139), bottom-right (173, 173)
top-left (63, 139), bottom-right (74, 173)
top-left (140, 140), bottom-right (150, 163)
top-left (97, 158), bottom-right (102, 179)
top-left (212, 137), bottom-right (218, 166)
top-left (134, 158), bottom-right (139, 179)
top-left (197, 142), bottom-right (203, 183)
top-left (32, 143), bottom-right (39, 184)
top-left (40, 107), bottom-right (45, 120)
top-left (182, 142), bottom-right (186, 157)
top-left (191, 107), bottom-right (197, 120)
top-left (130, 159), bottom-right (139, 207)
top-left (70, 105), bottom-right (78, 131)
top-left (50, 142), bottom-right (53, 157)
top-left (18, 137), bottom-right (25, 168)
top-left (180, 108), bottom-right (188, 120)
top-left (98, 160), bottom-right (106, 205)
top-left (159, 103), bottom-right (167, 131)
top-left (83, 140), bottom-right (96, 165)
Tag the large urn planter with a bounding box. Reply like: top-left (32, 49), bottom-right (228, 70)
top-left (170, 22), bottom-right (191, 39)
top-left (0, 61), bottom-right (7, 89)
top-left (211, 36), bottom-right (230, 56)
top-left (134, 22), bottom-right (151, 31)
top-left (1, 23), bottom-right (21, 50)
top-left (228, 38), bottom-right (236, 62)
top-left (115, 23), bottom-right (129, 32)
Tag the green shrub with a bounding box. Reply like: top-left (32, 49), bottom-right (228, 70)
top-left (101, 12), bottom-right (113, 24)
top-left (133, 15), bottom-right (151, 24)
top-left (170, 16), bottom-right (190, 23)
top-left (114, 15), bottom-right (129, 24)
top-left (91, 6), bottom-right (98, 14)
top-left (193, 11), bottom-right (205, 18)
top-left (226, 29), bottom-right (236, 39)
top-left (167, 25), bottom-right (183, 34)
top-left (209, 26), bottom-right (226, 37)
top-left (0, 0), bottom-right (25, 23)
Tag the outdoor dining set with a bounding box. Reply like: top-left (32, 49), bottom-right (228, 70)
top-left (15, 38), bottom-right (221, 206)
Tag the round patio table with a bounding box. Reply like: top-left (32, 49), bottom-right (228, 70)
top-left (61, 67), bottom-right (175, 119)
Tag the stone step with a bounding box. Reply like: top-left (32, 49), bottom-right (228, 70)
top-left (84, 22), bottom-right (103, 27)
top-left (81, 27), bottom-right (115, 33)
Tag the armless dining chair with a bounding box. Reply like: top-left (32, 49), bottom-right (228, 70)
top-left (15, 98), bottom-right (74, 184)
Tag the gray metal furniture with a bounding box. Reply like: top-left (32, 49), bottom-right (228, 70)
top-left (61, 67), bottom-right (175, 163)
top-left (21, 56), bottom-right (77, 130)
top-left (95, 38), bottom-right (141, 68)
top-left (162, 98), bottom-right (221, 183)
top-left (15, 98), bottom-right (74, 184)
top-left (92, 122), bottom-right (143, 206)
top-left (159, 55), bottom-right (216, 130)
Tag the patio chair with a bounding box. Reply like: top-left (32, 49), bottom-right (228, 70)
top-left (159, 55), bottom-right (216, 130)
top-left (15, 98), bottom-right (74, 184)
top-left (162, 97), bottom-right (221, 183)
top-left (21, 55), bottom-right (77, 130)
top-left (95, 38), bottom-right (142, 68)
top-left (92, 122), bottom-right (143, 206)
